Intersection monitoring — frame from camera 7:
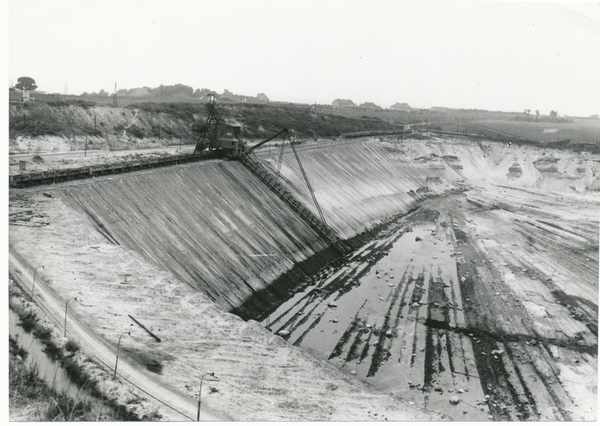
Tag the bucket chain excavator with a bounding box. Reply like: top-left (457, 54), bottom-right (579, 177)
top-left (192, 98), bottom-right (347, 252)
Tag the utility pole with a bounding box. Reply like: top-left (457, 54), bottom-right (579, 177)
top-left (197, 373), bottom-right (215, 421)
top-left (113, 82), bottom-right (117, 106)
top-left (113, 331), bottom-right (130, 379)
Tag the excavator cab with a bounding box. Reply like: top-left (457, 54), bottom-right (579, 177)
top-left (211, 121), bottom-right (243, 155)
top-left (194, 98), bottom-right (244, 157)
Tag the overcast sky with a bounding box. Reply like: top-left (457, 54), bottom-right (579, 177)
top-left (8, 0), bottom-right (600, 116)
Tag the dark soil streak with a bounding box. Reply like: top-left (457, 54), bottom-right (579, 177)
top-left (328, 299), bottom-right (367, 360)
top-left (422, 326), bottom-right (436, 392)
top-left (365, 267), bottom-right (411, 376)
top-left (503, 344), bottom-right (539, 419)
top-left (328, 320), bottom-right (358, 360)
top-left (346, 329), bottom-right (369, 364)
top-left (526, 349), bottom-right (572, 421)
top-left (410, 321), bottom-right (419, 367)
top-left (292, 312), bottom-right (324, 346)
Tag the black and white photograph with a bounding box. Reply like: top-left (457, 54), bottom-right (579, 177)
top-left (6, 0), bottom-right (600, 421)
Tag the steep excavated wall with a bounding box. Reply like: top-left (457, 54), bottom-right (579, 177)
top-left (258, 140), bottom-right (464, 239)
top-left (58, 140), bottom-right (464, 316)
top-left (59, 138), bottom-right (598, 317)
top-left (258, 138), bottom-right (600, 239)
top-left (60, 161), bottom-right (336, 313)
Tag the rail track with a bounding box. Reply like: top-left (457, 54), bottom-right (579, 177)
top-left (9, 151), bottom-right (221, 188)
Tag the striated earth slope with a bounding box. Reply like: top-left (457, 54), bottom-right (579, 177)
top-left (58, 160), bottom-right (335, 312)
top-left (56, 139), bottom-right (467, 316)
top-left (256, 137), bottom-right (599, 239)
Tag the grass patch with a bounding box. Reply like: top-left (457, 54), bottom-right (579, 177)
top-left (9, 339), bottom-right (104, 421)
top-left (9, 278), bottom-right (161, 421)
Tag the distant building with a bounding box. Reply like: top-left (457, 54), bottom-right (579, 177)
top-left (359, 102), bottom-right (382, 110)
top-left (332, 99), bottom-right (356, 108)
top-left (257, 93), bottom-right (269, 102)
top-left (389, 102), bottom-right (411, 111)
top-left (9, 87), bottom-right (33, 103)
top-left (430, 106), bottom-right (449, 113)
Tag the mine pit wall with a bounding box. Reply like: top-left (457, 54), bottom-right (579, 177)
top-left (255, 137), bottom-right (600, 241)
top-left (59, 162), bottom-right (337, 316)
top-left (58, 140), bottom-right (464, 318)
top-left (257, 140), bottom-right (465, 240)
top-left (58, 138), bottom-right (599, 320)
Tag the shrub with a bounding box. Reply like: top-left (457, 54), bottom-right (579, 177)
top-left (127, 126), bottom-right (145, 139)
top-left (19, 312), bottom-right (38, 332)
top-left (9, 337), bottom-right (28, 360)
top-left (42, 339), bottom-right (62, 360)
top-left (32, 323), bottom-right (52, 340)
top-left (62, 357), bottom-right (88, 385)
top-left (64, 338), bottom-right (80, 353)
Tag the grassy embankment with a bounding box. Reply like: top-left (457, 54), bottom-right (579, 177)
top-left (10, 97), bottom-right (599, 156)
top-left (8, 277), bottom-right (161, 421)
top-left (8, 99), bottom-right (397, 150)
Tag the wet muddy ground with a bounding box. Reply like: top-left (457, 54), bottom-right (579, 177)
top-left (262, 189), bottom-right (598, 421)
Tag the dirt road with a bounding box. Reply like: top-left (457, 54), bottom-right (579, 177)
top-left (8, 251), bottom-right (224, 422)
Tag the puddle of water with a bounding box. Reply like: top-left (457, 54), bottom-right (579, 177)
top-left (264, 220), bottom-right (457, 357)
top-left (262, 213), bottom-right (492, 420)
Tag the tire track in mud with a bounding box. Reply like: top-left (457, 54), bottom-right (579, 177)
top-left (365, 266), bottom-right (413, 377)
top-left (447, 210), bottom-right (587, 420)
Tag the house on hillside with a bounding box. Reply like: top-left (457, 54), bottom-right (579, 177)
top-left (359, 102), bottom-right (382, 110)
top-left (389, 102), bottom-right (411, 111)
top-left (332, 99), bottom-right (356, 108)
top-left (257, 93), bottom-right (269, 102)
top-left (9, 87), bottom-right (33, 103)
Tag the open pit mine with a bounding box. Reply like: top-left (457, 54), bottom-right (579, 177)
top-left (9, 115), bottom-right (599, 420)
